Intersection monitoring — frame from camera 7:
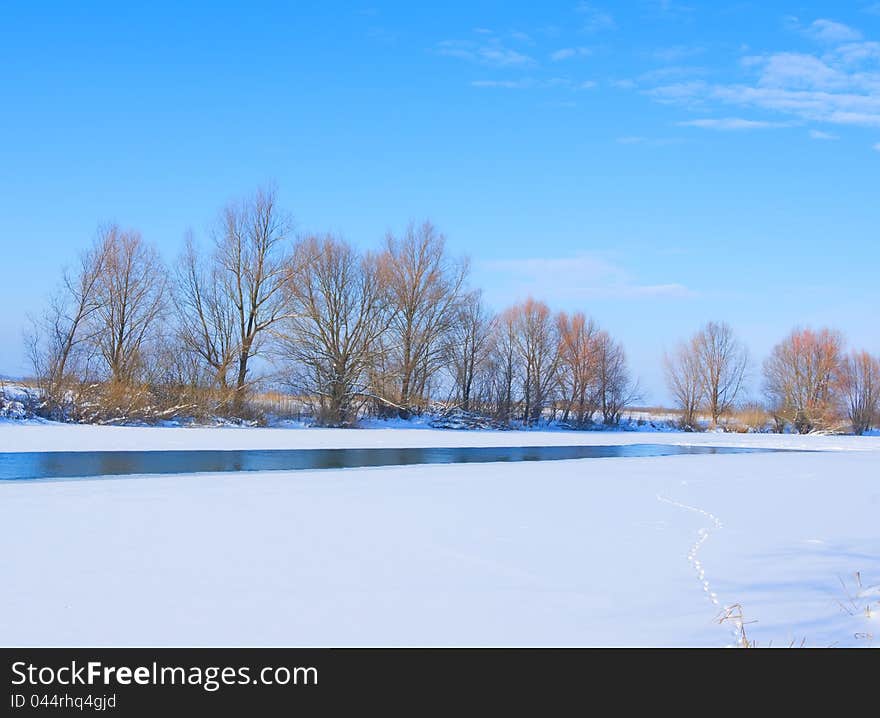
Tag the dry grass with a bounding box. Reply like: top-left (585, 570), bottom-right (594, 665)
top-left (718, 572), bottom-right (878, 648)
top-left (250, 391), bottom-right (310, 421)
top-left (627, 404), bottom-right (774, 433)
top-left (837, 572), bottom-right (877, 646)
top-left (717, 604), bottom-right (807, 648)
top-left (728, 402), bottom-right (773, 433)
top-left (717, 603), bottom-right (757, 647)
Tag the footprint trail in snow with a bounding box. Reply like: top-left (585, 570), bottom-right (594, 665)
top-left (657, 493), bottom-right (745, 645)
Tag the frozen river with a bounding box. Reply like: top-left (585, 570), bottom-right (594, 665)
top-left (0, 443), bottom-right (789, 481)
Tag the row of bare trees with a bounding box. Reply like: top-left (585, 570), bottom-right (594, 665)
top-left (27, 227), bottom-right (167, 419)
top-left (277, 233), bottom-right (638, 427)
top-left (27, 187), bottom-right (638, 427)
top-left (441, 297), bottom-right (638, 427)
top-left (28, 188), bottom-right (290, 422)
top-left (764, 328), bottom-right (879, 434)
top-left (30, 186), bottom-right (874, 433)
top-left (665, 323), bottom-right (879, 434)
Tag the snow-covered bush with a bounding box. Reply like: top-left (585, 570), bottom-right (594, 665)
top-left (0, 383), bottom-right (38, 420)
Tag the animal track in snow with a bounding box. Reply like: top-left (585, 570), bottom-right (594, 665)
top-left (657, 493), bottom-right (744, 645)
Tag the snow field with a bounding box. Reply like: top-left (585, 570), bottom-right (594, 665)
top-left (0, 430), bottom-right (876, 647)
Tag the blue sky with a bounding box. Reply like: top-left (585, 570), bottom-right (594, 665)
top-left (1, 1), bottom-right (878, 402)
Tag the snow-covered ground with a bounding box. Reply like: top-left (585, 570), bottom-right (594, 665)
top-left (0, 424), bottom-right (877, 647)
top-left (1, 420), bottom-right (879, 453)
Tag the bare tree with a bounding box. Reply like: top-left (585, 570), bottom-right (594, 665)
top-left (92, 226), bottom-right (166, 385)
top-left (693, 321), bottom-right (748, 425)
top-left (444, 290), bottom-right (494, 411)
top-left (556, 311), bottom-right (600, 425)
top-left (377, 221), bottom-right (468, 416)
top-left (595, 331), bottom-right (637, 425)
top-left (214, 186), bottom-right (291, 410)
top-left (512, 298), bottom-right (561, 425)
top-left (279, 235), bottom-right (387, 426)
top-left (175, 232), bottom-right (238, 394)
top-left (488, 306), bottom-right (519, 422)
top-left (27, 232), bottom-right (111, 413)
top-left (841, 351), bottom-right (880, 435)
top-left (664, 338), bottom-right (703, 429)
top-left (763, 327), bottom-right (844, 433)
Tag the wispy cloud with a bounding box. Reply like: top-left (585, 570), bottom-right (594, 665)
top-left (642, 18), bottom-right (880, 133)
top-left (436, 36), bottom-right (535, 68)
top-left (645, 80), bottom-right (708, 106)
top-left (833, 41), bottom-right (880, 65)
top-left (677, 117), bottom-right (790, 130)
top-left (645, 0), bottom-right (696, 19)
top-left (470, 79), bottom-right (531, 89)
top-left (651, 45), bottom-right (704, 63)
top-left (803, 18), bottom-right (862, 43)
top-left (638, 65), bottom-right (707, 84)
top-left (874, 142), bottom-right (880, 151)
top-left (616, 135), bottom-right (683, 146)
top-left (470, 77), bottom-right (598, 91)
top-left (482, 253), bottom-right (694, 301)
top-left (621, 283), bottom-right (693, 298)
top-left (576, 3), bottom-right (616, 33)
top-left (745, 52), bottom-right (845, 89)
top-left (809, 129), bottom-right (839, 139)
top-left (550, 46), bottom-right (592, 61)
